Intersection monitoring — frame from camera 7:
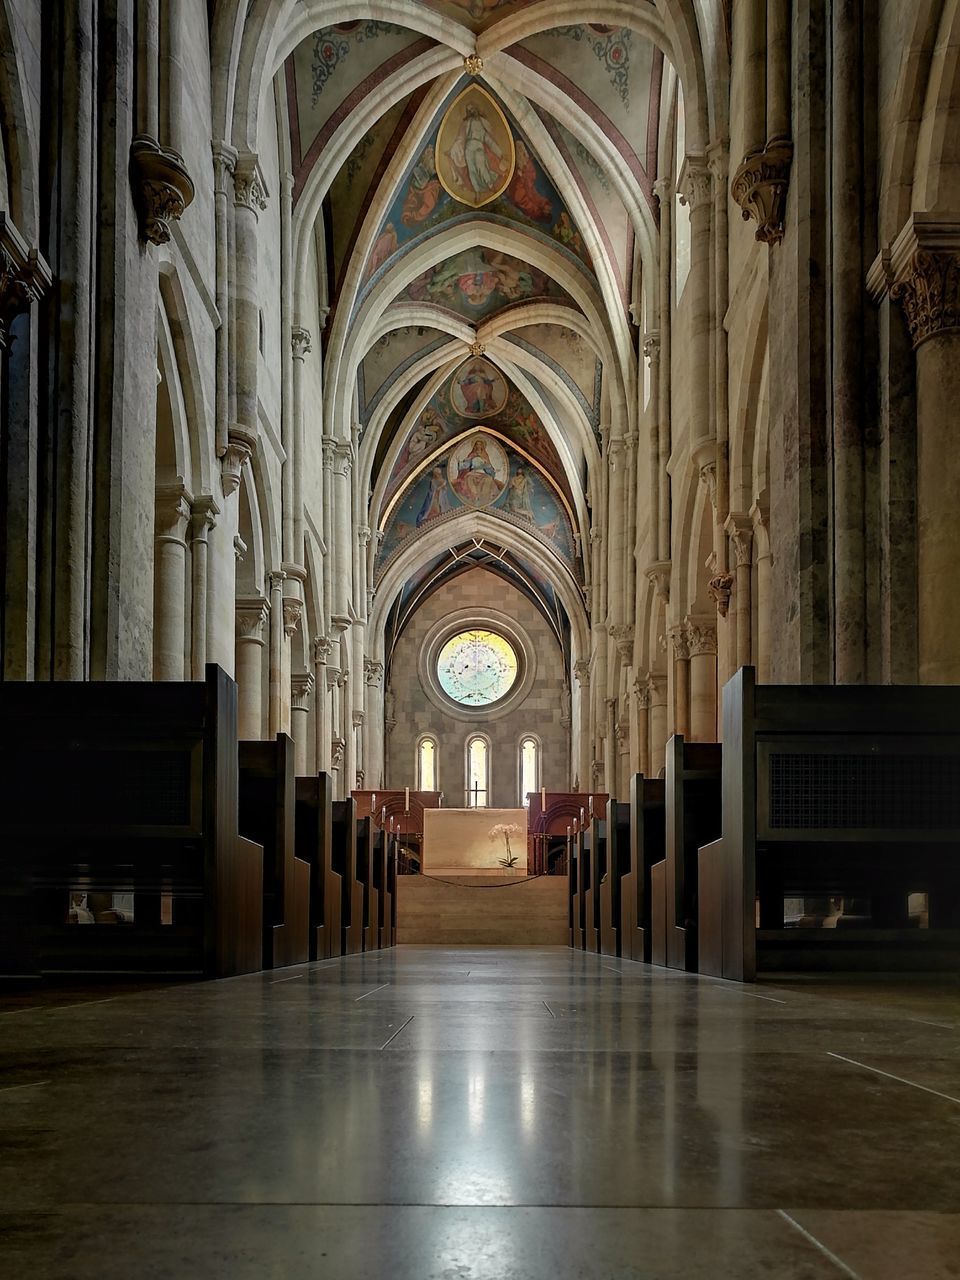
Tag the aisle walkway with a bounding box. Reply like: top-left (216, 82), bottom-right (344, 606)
top-left (3, 948), bottom-right (960, 1278)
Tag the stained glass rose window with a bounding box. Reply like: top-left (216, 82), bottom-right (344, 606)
top-left (436, 629), bottom-right (518, 706)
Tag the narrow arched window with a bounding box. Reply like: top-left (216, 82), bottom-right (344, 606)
top-left (466, 735), bottom-right (489, 807)
top-left (519, 735), bottom-right (540, 807)
top-left (417, 736), bottom-right (437, 792)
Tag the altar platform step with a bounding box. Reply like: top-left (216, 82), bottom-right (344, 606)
top-left (396, 875), bottom-right (568, 946)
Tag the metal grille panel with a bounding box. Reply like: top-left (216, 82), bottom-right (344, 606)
top-left (768, 753), bottom-right (960, 830)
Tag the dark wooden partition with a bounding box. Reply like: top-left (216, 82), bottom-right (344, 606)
top-left (332, 799), bottom-right (364, 954)
top-left (569, 826), bottom-right (590, 949)
top-left (600, 801), bottom-right (631, 957)
top-left (702, 667), bottom-right (960, 981)
top-left (239, 735), bottom-right (310, 970)
top-left (355, 816), bottom-right (378, 951)
top-left (584, 816), bottom-right (605, 954)
top-left (294, 772), bottom-right (341, 960)
top-left (0, 665), bottom-right (262, 979)
top-left (372, 829), bottom-right (397, 950)
top-left (650, 737), bottom-right (723, 972)
top-left (618, 775), bottom-right (666, 962)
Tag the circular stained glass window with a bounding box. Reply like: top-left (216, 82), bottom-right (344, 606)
top-left (436, 629), bottom-right (519, 707)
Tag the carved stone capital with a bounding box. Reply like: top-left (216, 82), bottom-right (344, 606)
top-left (708, 572), bottom-right (735, 617)
top-left (268, 569), bottom-right (286, 595)
top-left (236, 596), bottom-right (269, 642)
top-left (608, 623), bottom-right (635, 663)
top-left (677, 154), bottom-right (712, 212)
top-left (333, 442), bottom-right (353, 476)
top-left (233, 153), bottom-right (268, 213)
top-left (155, 482), bottom-right (192, 541)
top-left (731, 139), bottom-right (793, 246)
top-left (699, 460), bottom-right (718, 510)
top-left (591, 759), bottom-right (605, 782)
top-left (634, 677), bottom-right (651, 709)
top-left (364, 658), bottom-right (384, 687)
top-left (886, 217), bottom-right (960, 348)
top-left (221, 426), bottom-right (256, 497)
top-left (645, 560), bottom-right (671, 605)
top-left (574, 658), bottom-right (591, 688)
top-left (0, 215), bottom-right (52, 348)
top-left (211, 141), bottom-right (238, 195)
top-left (669, 623), bottom-right (690, 662)
top-left (646, 671), bottom-right (667, 703)
top-left (642, 330), bottom-right (661, 364)
top-left (313, 635), bottom-right (333, 665)
top-left (282, 597), bottom-right (303, 638)
top-left (291, 326), bottom-right (312, 360)
top-left (130, 135), bottom-right (195, 245)
top-left (352, 710), bottom-right (365, 730)
top-left (725, 513), bottom-right (754, 567)
top-left (326, 666), bottom-right (341, 692)
top-left (653, 177), bottom-right (673, 206)
top-left (290, 671), bottom-right (315, 710)
top-left (358, 525), bottom-right (372, 548)
top-left (685, 617), bottom-right (718, 658)
top-left (190, 494), bottom-right (220, 538)
top-left (331, 737), bottom-right (345, 767)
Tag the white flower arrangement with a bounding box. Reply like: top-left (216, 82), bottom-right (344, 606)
top-left (489, 822), bottom-right (523, 868)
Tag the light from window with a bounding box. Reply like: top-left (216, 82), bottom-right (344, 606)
top-left (520, 736), bottom-right (539, 807)
top-left (418, 737), bottom-right (437, 792)
top-left (438, 629), bottom-right (518, 706)
top-left (467, 736), bottom-right (488, 807)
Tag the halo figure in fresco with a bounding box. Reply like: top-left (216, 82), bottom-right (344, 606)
top-left (415, 465), bottom-right (452, 527)
top-left (503, 465), bottom-right (536, 521)
top-left (450, 357), bottom-right (508, 418)
top-left (447, 435), bottom-right (508, 506)
top-left (436, 86), bottom-right (515, 208)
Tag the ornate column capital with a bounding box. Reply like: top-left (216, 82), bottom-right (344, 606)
top-left (573, 658), bottom-right (591, 688)
top-left (725, 513), bottom-right (754, 567)
top-left (669, 623), bottom-right (691, 661)
top-left (731, 140), bottom-right (794, 246)
top-left (313, 635), bottom-right (333, 665)
top-left (0, 214), bottom-right (52, 348)
top-left (130, 135), bottom-right (195, 246)
top-left (646, 670), bottom-right (667, 704)
top-left (634, 676), bottom-right (651, 709)
top-left (233, 152), bottom-right (268, 213)
top-left (645, 560), bottom-right (671, 605)
top-left (885, 214), bottom-right (960, 349)
top-left (642, 330), bottom-right (661, 364)
top-left (333, 441), bottom-right (354, 476)
top-left (326, 666), bottom-right (341, 692)
top-left (358, 525), bottom-right (372, 549)
top-left (190, 494), bottom-right (220, 539)
top-left (155, 482), bottom-right (192, 541)
top-left (352, 710), bottom-right (365, 730)
top-left (609, 623), bottom-right (635, 663)
top-left (699, 460), bottom-right (718, 510)
top-left (282, 597), bottom-right (303, 638)
top-left (290, 671), bottom-right (315, 710)
top-left (685, 616), bottom-right (718, 658)
top-left (236, 596), bottom-right (270, 643)
top-left (221, 426), bottom-right (255, 497)
top-left (211, 140), bottom-right (238, 191)
top-left (331, 737), bottom-right (345, 767)
top-left (653, 177), bottom-right (673, 206)
top-left (677, 154), bottom-right (712, 211)
top-left (708, 571), bottom-right (735, 617)
top-left (291, 326), bottom-right (312, 360)
top-left (364, 658), bottom-right (384, 687)
top-left (268, 569), bottom-right (286, 594)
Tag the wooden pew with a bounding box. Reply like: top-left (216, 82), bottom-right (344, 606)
top-left (618, 775), bottom-right (666, 962)
top-left (600, 801), bottom-right (631, 958)
top-left (573, 824), bottom-right (591, 950)
top-left (650, 736), bottom-right (723, 972)
top-left (239, 735), bottom-right (310, 970)
top-left (294, 772), bottom-right (342, 960)
top-left (700, 667), bottom-right (960, 981)
top-left (0, 665), bottom-right (262, 979)
top-left (332, 799), bottom-right (364, 955)
top-left (372, 828), bottom-right (395, 950)
top-left (584, 815), bottom-right (605, 954)
top-left (355, 815), bottom-right (379, 951)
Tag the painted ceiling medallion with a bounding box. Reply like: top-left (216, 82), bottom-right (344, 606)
top-left (450, 356), bottom-right (509, 418)
top-left (436, 85), bottom-right (516, 209)
top-left (446, 434), bottom-right (509, 507)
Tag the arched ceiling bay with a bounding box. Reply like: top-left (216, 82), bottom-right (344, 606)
top-left (274, 2), bottom-right (679, 658)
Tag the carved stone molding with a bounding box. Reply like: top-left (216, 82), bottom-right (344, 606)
top-left (236, 596), bottom-right (270, 642)
top-left (669, 623), bottom-right (690, 661)
top-left (130, 135), bottom-right (195, 246)
top-left (233, 153), bottom-right (268, 213)
top-left (642, 330), bottom-right (661, 364)
top-left (0, 214), bottom-right (52, 348)
top-left (685, 617), bottom-right (718, 657)
top-left (282, 597), bottom-right (303, 638)
top-left (677, 154), bottom-right (712, 212)
top-left (291, 326), bottom-right (312, 360)
top-left (708, 572), bottom-right (735, 617)
top-left (290, 672), bottom-right (315, 710)
top-left (364, 658), bottom-right (384, 687)
top-left (574, 658), bottom-right (591, 688)
top-left (731, 139), bottom-right (793, 246)
top-left (221, 426), bottom-right (255, 497)
top-left (608, 623), bottom-right (634, 663)
top-left (313, 635), bottom-right (333, 665)
top-left (234, 534), bottom-right (247, 563)
top-left (645, 560), bottom-right (671, 605)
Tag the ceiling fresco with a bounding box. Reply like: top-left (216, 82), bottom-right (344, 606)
top-left (395, 247), bottom-right (577, 323)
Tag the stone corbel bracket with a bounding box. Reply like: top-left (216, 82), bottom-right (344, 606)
top-left (130, 134), bottom-right (195, 246)
top-left (731, 139), bottom-right (793, 246)
top-left (0, 213), bottom-right (52, 348)
top-left (221, 424), bottom-right (257, 496)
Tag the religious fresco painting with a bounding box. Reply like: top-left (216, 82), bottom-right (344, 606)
top-left (399, 247), bottom-right (574, 322)
top-left (436, 86), bottom-right (515, 208)
top-left (377, 435), bottom-right (577, 576)
top-left (360, 86), bottom-right (594, 294)
top-left (386, 363), bottom-right (569, 503)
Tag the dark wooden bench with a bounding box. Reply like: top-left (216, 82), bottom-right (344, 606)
top-left (0, 665), bottom-right (262, 979)
top-left (239, 735), bottom-right (310, 970)
top-left (294, 771), bottom-right (342, 960)
top-left (355, 815), bottom-right (379, 951)
top-left (332, 799), bottom-right (364, 955)
top-left (650, 736), bottom-right (723, 971)
top-left (568, 824), bottom-right (587, 949)
top-left (600, 801), bottom-right (631, 958)
top-left (700, 667), bottom-right (960, 980)
top-left (584, 816), bottom-right (605, 954)
top-left (372, 828), bottom-right (396, 950)
top-left (618, 775), bottom-right (666, 962)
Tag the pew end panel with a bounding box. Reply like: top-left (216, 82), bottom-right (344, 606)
top-left (623, 775), bottom-right (667, 963)
top-left (333, 799), bottom-right (364, 955)
top-left (600, 801), bottom-right (631, 958)
top-left (665, 737), bottom-right (723, 973)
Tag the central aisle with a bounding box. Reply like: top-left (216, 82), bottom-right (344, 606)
top-left (3, 949), bottom-right (960, 1277)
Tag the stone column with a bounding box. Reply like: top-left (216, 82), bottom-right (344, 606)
top-left (725, 515), bottom-right (754, 671)
top-left (670, 625), bottom-right (691, 740)
top-left (291, 327), bottom-right (312, 566)
top-left (290, 672), bottom-right (314, 777)
top-left (677, 157), bottom-right (713, 444)
top-left (687, 618), bottom-right (718, 742)
top-left (281, 593), bottom-right (303, 736)
top-left (267, 570), bottom-right (285, 736)
top-left (329, 665), bottom-right (344, 793)
top-left (153, 484), bottom-right (190, 680)
top-left (331, 443), bottom-right (354, 616)
top-left (321, 437), bottom-right (335, 640)
top-left (332, 616), bottom-right (353, 797)
top-left (235, 597), bottom-right (268, 739)
top-left (889, 217), bottom-right (960, 682)
top-left (232, 153), bottom-right (266, 449)
top-left (189, 496), bottom-right (219, 680)
top-left (313, 635), bottom-right (333, 775)
top-left (653, 179), bottom-right (672, 563)
top-left (751, 503), bottom-right (772, 683)
top-left (643, 332), bottom-right (662, 558)
top-left (635, 682), bottom-right (651, 779)
top-left (647, 673), bottom-right (667, 778)
top-left (364, 658), bottom-right (384, 790)
top-left (574, 658), bottom-right (592, 794)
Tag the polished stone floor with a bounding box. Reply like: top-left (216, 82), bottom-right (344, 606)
top-left (2, 948), bottom-right (960, 1278)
